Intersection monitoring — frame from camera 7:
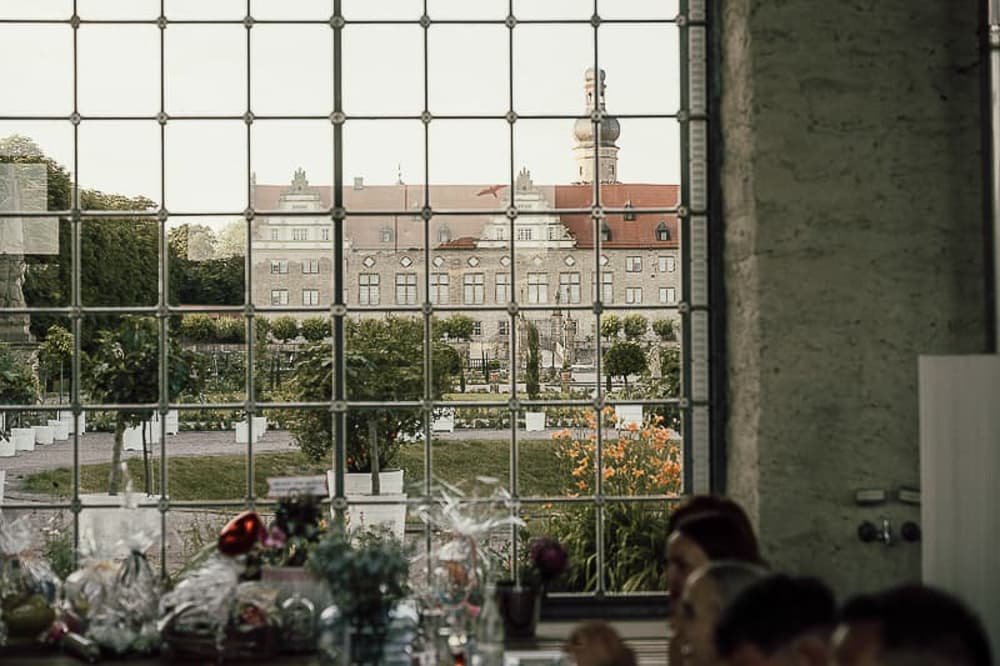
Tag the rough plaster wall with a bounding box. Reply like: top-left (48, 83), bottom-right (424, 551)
top-left (721, 0), bottom-right (987, 596)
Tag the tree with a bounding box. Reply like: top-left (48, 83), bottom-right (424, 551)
top-left (652, 318), bottom-right (675, 342)
top-left (169, 224), bottom-right (245, 306)
top-left (88, 317), bottom-right (202, 495)
top-left (37, 324), bottom-right (73, 398)
top-left (603, 341), bottom-right (647, 389)
top-left (623, 313), bottom-right (648, 340)
top-left (289, 316), bottom-right (460, 484)
top-left (435, 314), bottom-right (475, 341)
top-left (215, 219), bottom-right (247, 258)
top-left (301, 316), bottom-right (329, 342)
top-left (271, 316), bottom-right (300, 343)
top-left (214, 317), bottom-right (245, 344)
top-left (525, 321), bottom-right (541, 400)
top-left (0, 343), bottom-right (40, 431)
top-left (178, 314), bottom-right (217, 343)
top-left (600, 315), bottom-right (622, 339)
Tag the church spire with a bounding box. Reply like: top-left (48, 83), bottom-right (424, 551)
top-left (572, 68), bottom-right (621, 185)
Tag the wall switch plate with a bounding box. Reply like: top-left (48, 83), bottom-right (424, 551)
top-left (855, 489), bottom-right (887, 505)
top-left (898, 487), bottom-right (921, 505)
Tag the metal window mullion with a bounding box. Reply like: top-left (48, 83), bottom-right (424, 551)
top-left (331, 0), bottom-right (347, 511)
top-left (506, 0), bottom-right (522, 587)
top-left (157, 0), bottom-right (169, 580)
top-left (243, 0), bottom-right (256, 508)
top-left (590, 0), bottom-right (606, 599)
top-left (70, 0), bottom-right (82, 570)
top-left (678, 0), bottom-right (698, 494)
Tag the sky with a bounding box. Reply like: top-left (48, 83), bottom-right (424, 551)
top-left (1, 0), bottom-right (682, 222)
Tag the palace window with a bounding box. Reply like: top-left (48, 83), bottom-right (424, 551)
top-left (395, 273), bottom-right (417, 305)
top-left (359, 273), bottom-right (380, 306)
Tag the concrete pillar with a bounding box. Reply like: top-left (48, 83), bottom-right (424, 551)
top-left (720, 0), bottom-right (988, 595)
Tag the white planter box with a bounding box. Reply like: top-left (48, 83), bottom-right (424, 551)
top-left (12, 427), bottom-right (35, 451)
top-left (0, 437), bottom-right (14, 457)
top-left (77, 493), bottom-right (160, 548)
top-left (614, 405), bottom-right (644, 428)
top-left (59, 411), bottom-right (85, 435)
top-left (48, 419), bottom-right (69, 441)
top-left (347, 494), bottom-right (407, 540)
top-left (236, 419), bottom-right (266, 444)
top-left (143, 419), bottom-right (162, 445)
top-left (327, 470), bottom-right (405, 496)
top-left (123, 425), bottom-right (143, 451)
top-left (165, 410), bottom-right (179, 435)
top-left (33, 425), bottom-right (54, 445)
top-left (431, 409), bottom-right (455, 433)
top-left (524, 412), bottom-right (546, 432)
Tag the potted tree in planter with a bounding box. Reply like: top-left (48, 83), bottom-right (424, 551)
top-left (88, 316), bottom-right (202, 495)
top-left (0, 342), bottom-right (40, 453)
top-left (290, 316), bottom-right (461, 496)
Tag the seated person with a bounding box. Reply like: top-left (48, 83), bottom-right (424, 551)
top-left (562, 621), bottom-right (637, 666)
top-left (675, 560), bottom-right (768, 666)
top-left (666, 499), bottom-right (764, 666)
top-left (832, 584), bottom-right (992, 666)
top-left (714, 574), bottom-right (836, 666)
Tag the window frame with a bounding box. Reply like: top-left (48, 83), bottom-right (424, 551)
top-left (0, 0), bottom-right (712, 604)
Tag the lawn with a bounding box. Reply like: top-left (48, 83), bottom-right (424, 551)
top-left (23, 438), bottom-right (569, 501)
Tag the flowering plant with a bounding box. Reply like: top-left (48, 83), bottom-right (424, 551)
top-left (554, 407), bottom-right (682, 497)
top-left (520, 536), bottom-right (569, 589)
top-left (547, 408), bottom-right (683, 592)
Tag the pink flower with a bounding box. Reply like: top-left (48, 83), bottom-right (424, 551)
top-left (263, 524), bottom-right (287, 549)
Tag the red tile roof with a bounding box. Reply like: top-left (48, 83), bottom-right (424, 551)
top-left (253, 182), bottom-right (678, 250)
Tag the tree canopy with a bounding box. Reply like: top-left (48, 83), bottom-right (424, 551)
top-left (290, 315), bottom-right (460, 471)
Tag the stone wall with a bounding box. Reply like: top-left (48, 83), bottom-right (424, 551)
top-left (720, 0), bottom-right (988, 595)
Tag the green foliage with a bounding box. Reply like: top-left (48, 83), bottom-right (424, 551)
top-left (0, 344), bottom-right (40, 421)
top-left (300, 316), bottom-right (329, 342)
top-left (37, 324), bottom-right (73, 377)
top-left (600, 314), bottom-right (622, 339)
top-left (214, 317), bottom-right (245, 344)
top-left (271, 316), bottom-right (300, 342)
top-left (603, 341), bottom-right (648, 387)
top-left (289, 316), bottom-right (459, 471)
top-left (435, 314), bottom-right (475, 341)
top-left (525, 322), bottom-right (541, 400)
top-left (549, 504), bottom-right (671, 593)
top-left (169, 224), bottom-right (245, 305)
top-left (179, 314), bottom-right (216, 342)
top-left (622, 313), bottom-right (648, 339)
top-left (652, 318), bottom-right (675, 341)
top-left (88, 316), bottom-right (204, 493)
top-left (308, 526), bottom-right (410, 625)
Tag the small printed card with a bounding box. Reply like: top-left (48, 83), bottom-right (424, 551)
top-left (266, 475), bottom-right (329, 498)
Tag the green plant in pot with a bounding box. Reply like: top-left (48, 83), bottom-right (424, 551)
top-left (307, 525), bottom-right (411, 665)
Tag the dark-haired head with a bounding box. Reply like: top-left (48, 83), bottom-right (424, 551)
top-left (666, 507), bottom-right (762, 602)
top-left (715, 574), bottom-right (835, 666)
top-left (667, 494), bottom-right (756, 536)
top-left (834, 584), bottom-right (992, 666)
